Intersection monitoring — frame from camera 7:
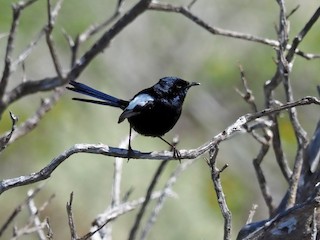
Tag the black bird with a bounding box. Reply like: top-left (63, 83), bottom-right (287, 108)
top-left (67, 77), bottom-right (200, 159)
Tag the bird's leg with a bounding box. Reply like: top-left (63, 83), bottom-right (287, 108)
top-left (158, 136), bottom-right (181, 162)
top-left (127, 126), bottom-right (134, 161)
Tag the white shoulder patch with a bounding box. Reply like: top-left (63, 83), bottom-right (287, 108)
top-left (127, 94), bottom-right (154, 110)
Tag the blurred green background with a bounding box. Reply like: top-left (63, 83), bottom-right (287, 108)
top-left (0, 0), bottom-right (319, 239)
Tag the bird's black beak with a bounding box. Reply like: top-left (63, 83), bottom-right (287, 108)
top-left (188, 82), bottom-right (200, 88)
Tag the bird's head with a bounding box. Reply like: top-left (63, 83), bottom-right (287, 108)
top-left (155, 77), bottom-right (200, 97)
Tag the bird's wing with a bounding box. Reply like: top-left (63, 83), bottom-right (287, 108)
top-left (67, 81), bottom-right (128, 109)
top-left (118, 93), bottom-right (154, 123)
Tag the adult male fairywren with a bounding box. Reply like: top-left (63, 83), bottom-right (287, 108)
top-left (67, 77), bottom-right (200, 160)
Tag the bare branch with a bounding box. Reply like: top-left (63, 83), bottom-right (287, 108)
top-left (0, 88), bottom-right (64, 146)
top-left (90, 190), bottom-right (176, 239)
top-left (286, 5), bottom-right (300, 19)
top-left (94, 133), bottom-right (136, 239)
top-left (238, 184), bottom-right (320, 239)
top-left (253, 143), bottom-right (275, 215)
top-left (16, 0), bottom-right (39, 9)
top-left (66, 192), bottom-right (78, 240)
top-left (0, 5), bottom-right (20, 98)
top-left (283, 78), bottom-right (308, 209)
top-left (77, 0), bottom-right (127, 43)
top-left (11, 27), bottom-right (46, 71)
top-left (236, 67), bottom-right (276, 215)
top-left (274, 0), bottom-right (309, 210)
top-left (111, 133), bottom-right (136, 207)
top-left (26, 189), bottom-right (47, 240)
top-left (0, 0), bottom-right (40, 99)
top-left (148, 2), bottom-right (320, 60)
top-left (0, 111), bottom-right (18, 152)
top-left (208, 147), bottom-right (232, 240)
top-left (263, 1), bottom-right (292, 183)
top-left (0, 184), bottom-right (44, 238)
top-left (149, 2), bottom-right (278, 47)
top-left (0, 0), bottom-right (152, 117)
top-left (246, 204), bottom-right (258, 225)
top-left (0, 96), bottom-right (319, 195)
top-left (45, 0), bottom-right (64, 80)
top-left (2, 76), bottom-right (61, 112)
top-left (45, 218), bottom-right (54, 240)
top-left (68, 0), bottom-right (152, 81)
top-left (236, 65), bottom-right (258, 113)
top-left (311, 207), bottom-right (318, 240)
top-left (286, 6), bottom-right (320, 62)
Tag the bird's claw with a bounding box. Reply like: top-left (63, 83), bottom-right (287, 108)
top-left (127, 146), bottom-right (134, 162)
top-left (173, 147), bottom-right (182, 163)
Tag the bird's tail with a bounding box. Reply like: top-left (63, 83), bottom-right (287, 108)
top-left (67, 81), bottom-right (128, 109)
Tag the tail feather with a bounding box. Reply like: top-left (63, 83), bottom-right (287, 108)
top-left (67, 81), bottom-right (128, 109)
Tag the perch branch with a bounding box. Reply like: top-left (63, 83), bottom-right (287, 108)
top-left (0, 96), bottom-right (319, 195)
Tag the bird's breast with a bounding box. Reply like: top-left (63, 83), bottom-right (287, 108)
top-left (127, 102), bottom-right (182, 137)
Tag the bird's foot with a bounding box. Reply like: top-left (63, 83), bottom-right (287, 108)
top-left (127, 146), bottom-right (134, 162)
top-left (173, 147), bottom-right (182, 163)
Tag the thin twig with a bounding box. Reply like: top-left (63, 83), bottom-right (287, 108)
top-left (89, 190), bottom-right (176, 239)
top-left (0, 111), bottom-right (18, 152)
top-left (111, 133), bottom-right (136, 207)
top-left (263, 0), bottom-right (291, 183)
top-left (311, 207), bottom-right (318, 240)
top-left (283, 76), bottom-right (308, 209)
top-left (79, 219), bottom-right (113, 240)
top-left (45, 218), bottom-right (54, 240)
top-left (208, 147), bottom-right (232, 240)
top-left (0, 183), bottom-right (44, 237)
top-left (286, 6), bottom-right (320, 62)
top-left (26, 189), bottom-right (47, 240)
top-left (246, 204), bottom-right (258, 224)
top-left (286, 5), bottom-right (300, 19)
top-left (0, 88), bottom-right (64, 146)
top-left (253, 143), bottom-right (275, 215)
top-left (0, 0), bottom-right (40, 100)
top-left (236, 65), bottom-right (258, 113)
top-left (149, 2), bottom-right (278, 46)
top-left (66, 192), bottom-right (78, 240)
top-left (276, 0), bottom-right (308, 210)
top-left (11, 27), bottom-right (46, 71)
top-left (77, 0), bottom-right (127, 43)
top-left (69, 0), bottom-right (152, 81)
top-left (45, 0), bottom-right (64, 80)
top-left (0, 5), bottom-right (20, 98)
top-left (93, 133), bottom-right (136, 239)
top-left (236, 66), bottom-right (276, 215)
top-left (11, 222), bottom-right (47, 240)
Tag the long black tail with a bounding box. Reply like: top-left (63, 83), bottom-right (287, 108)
top-left (67, 81), bottom-right (128, 109)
